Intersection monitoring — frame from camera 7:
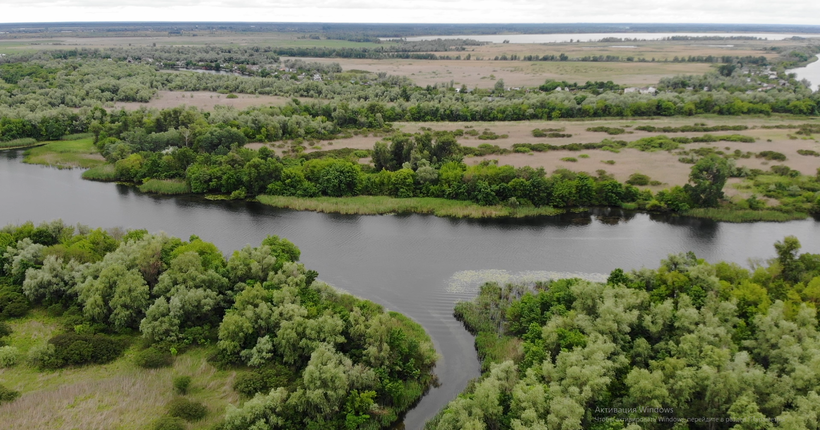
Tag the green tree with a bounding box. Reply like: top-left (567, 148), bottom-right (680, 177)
top-left (685, 154), bottom-right (730, 207)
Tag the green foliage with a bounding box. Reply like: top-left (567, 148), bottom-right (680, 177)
top-left (626, 173), bottom-right (651, 186)
top-left (587, 126), bottom-right (625, 135)
top-left (0, 287), bottom-right (30, 318)
top-left (0, 384), bottom-right (20, 405)
top-left (167, 397), bottom-right (207, 421)
top-left (756, 150), bottom-right (787, 161)
top-left (39, 333), bottom-right (127, 369)
top-left (0, 345), bottom-right (20, 368)
top-left (134, 347), bottom-right (174, 369)
top-left (233, 364), bottom-right (296, 397)
top-left (686, 154), bottom-right (730, 207)
top-left (173, 375), bottom-right (192, 395)
top-left (431, 238), bottom-right (820, 430)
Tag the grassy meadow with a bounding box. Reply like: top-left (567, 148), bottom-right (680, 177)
top-left (0, 310), bottom-right (238, 430)
top-left (23, 137), bottom-right (104, 169)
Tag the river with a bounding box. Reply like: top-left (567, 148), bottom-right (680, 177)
top-left (2, 151), bottom-right (820, 428)
top-left (789, 55), bottom-right (820, 91)
top-left (393, 32), bottom-right (817, 44)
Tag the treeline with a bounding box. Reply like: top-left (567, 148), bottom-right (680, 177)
top-left (38, 45), bottom-right (281, 67)
top-left (427, 237), bottom-right (820, 430)
top-left (0, 221), bottom-right (437, 429)
top-left (3, 92), bottom-right (819, 146)
top-left (79, 119), bottom-right (770, 216)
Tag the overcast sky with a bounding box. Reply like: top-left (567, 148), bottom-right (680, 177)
top-left (1, 0), bottom-right (818, 26)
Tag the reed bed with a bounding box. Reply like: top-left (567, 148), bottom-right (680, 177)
top-left (684, 208), bottom-right (807, 222)
top-left (256, 195), bottom-right (562, 218)
top-left (138, 179), bottom-right (190, 195)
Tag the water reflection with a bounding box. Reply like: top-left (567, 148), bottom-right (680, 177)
top-left (1, 153), bottom-right (820, 428)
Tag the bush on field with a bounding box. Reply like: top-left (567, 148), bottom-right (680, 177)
top-left (0, 384), bottom-right (20, 404)
top-left (167, 397), bottom-right (208, 421)
top-left (30, 333), bottom-right (127, 369)
top-left (0, 346), bottom-right (20, 368)
top-left (626, 173), bottom-right (651, 186)
top-left (173, 375), bottom-right (192, 395)
top-left (135, 347), bottom-right (174, 369)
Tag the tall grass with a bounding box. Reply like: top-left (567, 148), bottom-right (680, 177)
top-left (0, 138), bottom-right (39, 149)
top-left (61, 133), bottom-right (94, 141)
top-left (138, 179), bottom-right (190, 195)
top-left (256, 195), bottom-right (562, 219)
top-left (684, 208), bottom-right (807, 222)
top-left (23, 138), bottom-right (103, 169)
top-left (82, 164), bottom-right (118, 181)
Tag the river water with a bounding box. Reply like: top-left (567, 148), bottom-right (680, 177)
top-left (2, 151), bottom-right (820, 428)
top-left (395, 32), bottom-right (817, 44)
top-left (789, 55), bottom-right (820, 91)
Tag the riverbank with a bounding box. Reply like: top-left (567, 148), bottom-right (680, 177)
top-left (22, 137), bottom-right (104, 169)
top-left (683, 207), bottom-right (810, 222)
top-left (256, 194), bottom-right (564, 218)
top-left (0, 138), bottom-right (44, 151)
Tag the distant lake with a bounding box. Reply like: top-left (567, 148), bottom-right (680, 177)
top-left (789, 55), bottom-right (820, 91)
top-left (394, 32), bottom-right (817, 44)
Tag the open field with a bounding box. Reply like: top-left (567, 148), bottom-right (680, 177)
top-left (289, 56), bottom-right (714, 88)
top-left (464, 38), bottom-right (794, 61)
top-left (287, 116), bottom-right (820, 193)
top-left (0, 312), bottom-right (237, 430)
top-left (22, 138), bottom-right (104, 169)
top-left (112, 90), bottom-right (309, 111)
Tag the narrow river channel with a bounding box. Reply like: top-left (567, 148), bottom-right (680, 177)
top-left (2, 151), bottom-right (819, 428)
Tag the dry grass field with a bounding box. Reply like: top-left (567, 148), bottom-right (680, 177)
top-left (275, 116), bottom-right (820, 192)
top-left (289, 57), bottom-right (713, 88)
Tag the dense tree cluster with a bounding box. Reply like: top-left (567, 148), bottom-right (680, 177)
top-left (428, 237), bottom-right (820, 430)
top-left (0, 221), bottom-right (437, 429)
top-left (1, 54), bottom-right (818, 145)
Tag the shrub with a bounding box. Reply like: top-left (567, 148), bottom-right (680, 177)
top-left (37, 333), bottom-right (127, 368)
top-left (0, 289), bottom-right (30, 318)
top-left (0, 346), bottom-right (20, 368)
top-left (226, 94), bottom-right (238, 99)
top-left (173, 375), bottom-right (192, 395)
top-left (560, 157), bottom-right (577, 162)
top-left (626, 173), bottom-right (651, 186)
top-left (46, 303), bottom-right (65, 317)
top-left (0, 321), bottom-right (11, 340)
top-left (602, 160), bottom-right (616, 165)
top-left (152, 416), bottom-right (186, 430)
top-left (797, 149), bottom-right (819, 157)
top-left (757, 151), bottom-right (787, 161)
top-left (0, 384), bottom-right (20, 404)
top-left (167, 397), bottom-right (208, 421)
top-left (578, 154), bottom-right (590, 158)
top-left (233, 364), bottom-right (296, 397)
top-left (135, 347), bottom-right (174, 369)
top-left (587, 126), bottom-right (625, 135)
